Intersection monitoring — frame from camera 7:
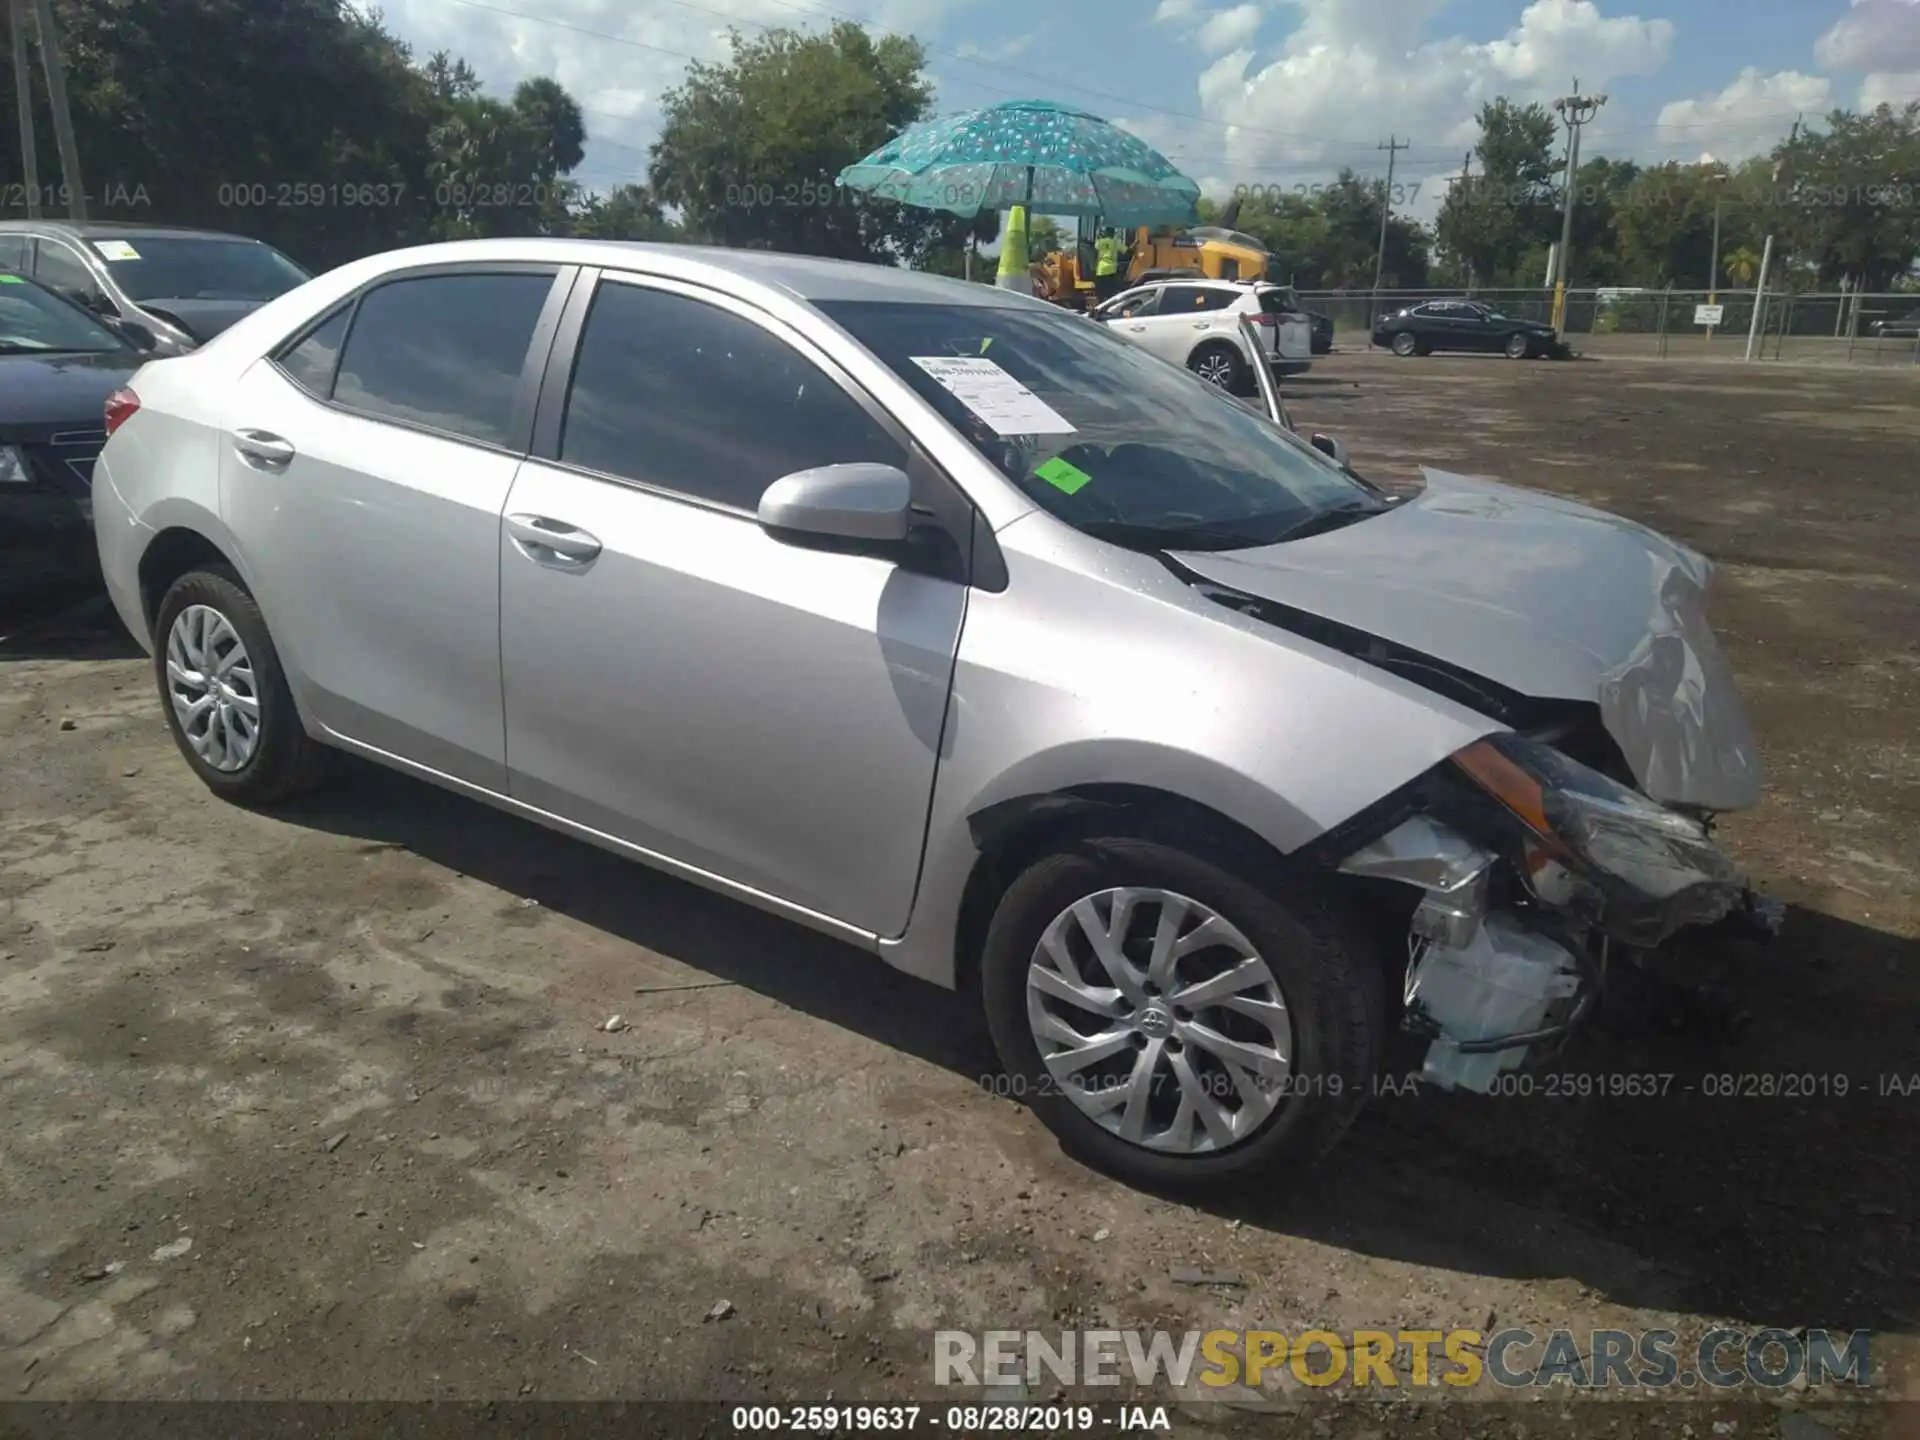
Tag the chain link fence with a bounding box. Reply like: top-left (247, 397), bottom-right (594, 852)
top-left (1296, 287), bottom-right (1920, 366)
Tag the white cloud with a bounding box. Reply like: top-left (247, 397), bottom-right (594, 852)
top-left (376, 0), bottom-right (963, 195)
top-left (1178, 0), bottom-right (1673, 212)
top-left (1154, 0), bottom-right (1202, 22)
top-left (1655, 68), bottom-right (1833, 164)
top-left (1195, 4), bottom-right (1262, 56)
top-left (1816, 0), bottom-right (1920, 74)
top-left (1860, 69), bottom-right (1920, 107)
top-left (956, 33), bottom-right (1036, 61)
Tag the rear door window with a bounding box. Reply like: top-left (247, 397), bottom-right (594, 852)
top-left (1159, 285), bottom-right (1214, 313)
top-left (331, 272), bottom-right (555, 447)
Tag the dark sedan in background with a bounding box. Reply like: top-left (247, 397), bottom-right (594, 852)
top-left (1372, 298), bottom-right (1566, 359)
top-left (0, 274), bottom-right (142, 601)
top-left (1868, 309), bottom-right (1920, 339)
top-left (0, 221), bottom-right (310, 357)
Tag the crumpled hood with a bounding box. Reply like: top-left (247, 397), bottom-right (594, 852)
top-left (1173, 468), bottom-right (1762, 812)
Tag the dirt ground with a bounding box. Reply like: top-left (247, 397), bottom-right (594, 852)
top-left (1, 350), bottom-right (1916, 1432)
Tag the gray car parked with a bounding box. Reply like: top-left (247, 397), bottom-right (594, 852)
top-left (94, 239), bottom-right (1769, 1189)
top-left (0, 221), bottom-right (310, 356)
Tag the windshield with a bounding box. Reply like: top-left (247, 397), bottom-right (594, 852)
top-left (86, 236), bottom-right (310, 302)
top-left (0, 275), bottom-right (128, 354)
top-left (819, 299), bottom-right (1383, 551)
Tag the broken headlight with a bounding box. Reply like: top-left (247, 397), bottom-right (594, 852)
top-left (1448, 732), bottom-right (1745, 945)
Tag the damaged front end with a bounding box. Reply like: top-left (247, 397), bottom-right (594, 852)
top-left (1336, 733), bottom-right (1781, 1093)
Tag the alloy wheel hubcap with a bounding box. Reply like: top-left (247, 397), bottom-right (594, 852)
top-left (165, 605), bottom-right (260, 772)
top-left (1025, 887), bottom-right (1294, 1155)
top-left (1196, 355), bottom-right (1234, 385)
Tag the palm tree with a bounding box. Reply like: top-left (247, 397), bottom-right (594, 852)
top-left (1723, 245), bottom-right (1761, 287)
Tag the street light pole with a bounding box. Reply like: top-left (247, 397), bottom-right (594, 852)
top-left (1550, 80), bottom-right (1607, 332)
top-left (1706, 194), bottom-right (1724, 340)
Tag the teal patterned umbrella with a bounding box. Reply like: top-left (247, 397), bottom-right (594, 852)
top-left (836, 99), bottom-right (1201, 229)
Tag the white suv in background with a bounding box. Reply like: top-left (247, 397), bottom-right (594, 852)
top-left (1092, 279), bottom-right (1313, 393)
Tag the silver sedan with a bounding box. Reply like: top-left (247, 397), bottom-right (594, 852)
top-left (94, 239), bottom-right (1766, 1189)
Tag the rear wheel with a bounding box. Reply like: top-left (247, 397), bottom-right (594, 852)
top-left (153, 567), bottom-right (331, 806)
top-left (1188, 341), bottom-right (1248, 394)
top-left (979, 831), bottom-right (1383, 1190)
top-left (1390, 332), bottom-right (1420, 357)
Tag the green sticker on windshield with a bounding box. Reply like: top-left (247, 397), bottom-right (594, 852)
top-left (1035, 456), bottom-right (1092, 496)
top-left (0, 274), bottom-right (21, 283)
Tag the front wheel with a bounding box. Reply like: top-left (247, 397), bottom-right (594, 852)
top-left (1505, 333), bottom-right (1535, 359)
top-left (153, 566), bottom-right (332, 806)
top-left (979, 832), bottom-right (1383, 1190)
top-left (1390, 332), bottom-right (1420, 357)
top-left (1188, 342), bottom-right (1248, 394)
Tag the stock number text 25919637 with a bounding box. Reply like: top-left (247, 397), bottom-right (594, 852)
top-left (725, 180), bottom-right (861, 210)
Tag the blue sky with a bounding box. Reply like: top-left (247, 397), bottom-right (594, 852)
top-left (378, 0), bottom-right (1920, 220)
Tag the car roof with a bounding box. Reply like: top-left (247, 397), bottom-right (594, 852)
top-left (0, 220), bottom-right (278, 243)
top-left (321, 238), bottom-right (1042, 311)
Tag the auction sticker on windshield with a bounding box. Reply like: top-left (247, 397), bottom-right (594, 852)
top-left (93, 240), bottom-right (141, 261)
top-left (910, 356), bottom-right (1076, 436)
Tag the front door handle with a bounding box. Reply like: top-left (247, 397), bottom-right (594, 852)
top-left (507, 513), bottom-right (602, 564)
top-left (233, 429), bottom-right (295, 470)
top-left (1126, 324), bottom-right (1146, 333)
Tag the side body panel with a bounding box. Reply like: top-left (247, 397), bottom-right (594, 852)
top-left (498, 459), bottom-right (965, 937)
top-left (880, 515), bottom-right (1504, 986)
top-left (218, 358), bottom-right (520, 790)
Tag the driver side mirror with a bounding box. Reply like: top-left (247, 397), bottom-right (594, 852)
top-left (1310, 433), bottom-right (1350, 469)
top-left (758, 463), bottom-right (913, 547)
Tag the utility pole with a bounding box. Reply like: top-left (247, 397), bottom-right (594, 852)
top-left (8, 0), bottom-right (40, 218)
top-left (1550, 80), bottom-right (1607, 332)
top-left (1459, 151), bottom-right (1474, 291)
top-left (30, 0), bottom-right (84, 219)
top-left (1370, 134), bottom-right (1409, 325)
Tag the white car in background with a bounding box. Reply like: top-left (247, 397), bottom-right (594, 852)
top-left (1092, 278), bottom-right (1313, 393)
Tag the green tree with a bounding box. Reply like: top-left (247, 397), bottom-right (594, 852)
top-left (426, 77), bottom-right (588, 239)
top-left (649, 23), bottom-right (970, 263)
top-left (1436, 99), bottom-right (1561, 286)
top-left (1761, 103), bottom-right (1920, 289)
top-left (569, 183), bottom-right (686, 242)
top-left (1, 0), bottom-right (592, 270)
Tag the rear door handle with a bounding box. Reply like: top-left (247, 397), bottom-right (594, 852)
top-left (233, 429), bottom-right (295, 470)
top-left (507, 513), bottom-right (602, 564)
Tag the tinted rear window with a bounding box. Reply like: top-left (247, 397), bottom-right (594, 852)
top-left (333, 272), bottom-right (554, 447)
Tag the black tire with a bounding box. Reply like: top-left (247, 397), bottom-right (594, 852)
top-left (152, 565), bottom-right (332, 806)
top-left (1187, 341), bottom-right (1248, 394)
top-left (1505, 333), bottom-right (1534, 360)
top-left (1390, 332), bottom-right (1419, 357)
top-left (979, 829), bottom-right (1384, 1192)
